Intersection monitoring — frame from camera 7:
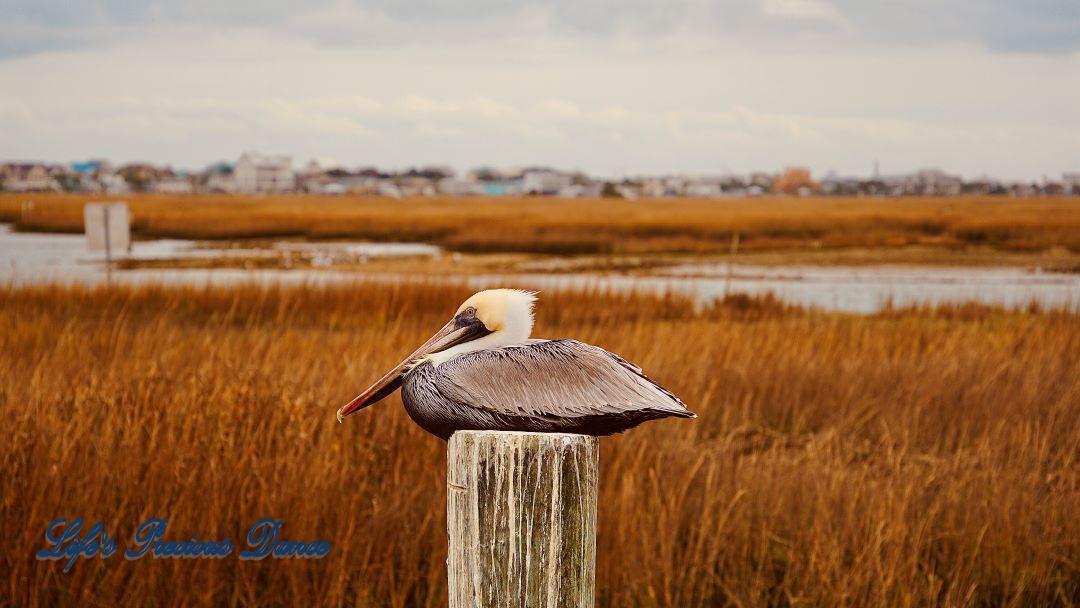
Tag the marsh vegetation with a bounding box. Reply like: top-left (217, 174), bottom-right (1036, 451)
top-left (4, 194), bottom-right (1079, 267)
top-left (2, 282), bottom-right (1077, 606)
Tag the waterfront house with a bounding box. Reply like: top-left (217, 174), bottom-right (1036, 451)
top-left (234, 152), bottom-right (294, 194)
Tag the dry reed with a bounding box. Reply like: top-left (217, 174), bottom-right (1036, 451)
top-left (3, 193), bottom-right (1078, 257)
top-left (1, 282), bottom-right (1078, 606)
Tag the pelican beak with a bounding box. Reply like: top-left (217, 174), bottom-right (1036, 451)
top-left (337, 315), bottom-right (491, 422)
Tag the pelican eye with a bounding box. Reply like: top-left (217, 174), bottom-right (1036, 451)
top-left (454, 306), bottom-right (479, 328)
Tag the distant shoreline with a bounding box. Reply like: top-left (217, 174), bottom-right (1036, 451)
top-left (2, 194), bottom-right (1078, 268)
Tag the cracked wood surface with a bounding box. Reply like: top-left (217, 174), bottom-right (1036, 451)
top-left (448, 431), bottom-right (599, 608)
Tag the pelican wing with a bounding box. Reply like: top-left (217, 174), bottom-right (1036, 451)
top-left (433, 339), bottom-right (691, 420)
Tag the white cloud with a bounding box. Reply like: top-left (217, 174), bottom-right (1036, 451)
top-left (0, 10), bottom-right (1077, 179)
top-left (761, 0), bottom-right (845, 23)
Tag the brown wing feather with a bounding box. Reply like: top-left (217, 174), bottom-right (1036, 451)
top-left (432, 339), bottom-right (692, 420)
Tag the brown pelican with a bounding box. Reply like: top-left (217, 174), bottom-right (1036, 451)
top-left (337, 289), bottom-right (695, 439)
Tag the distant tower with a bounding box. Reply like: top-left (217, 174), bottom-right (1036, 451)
top-left (873, 160), bottom-right (880, 180)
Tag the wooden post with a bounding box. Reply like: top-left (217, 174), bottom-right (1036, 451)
top-left (103, 204), bottom-right (112, 283)
top-left (447, 431), bottom-right (599, 608)
top-left (84, 202), bottom-right (130, 285)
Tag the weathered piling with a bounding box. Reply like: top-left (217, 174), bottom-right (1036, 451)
top-left (447, 431), bottom-right (599, 608)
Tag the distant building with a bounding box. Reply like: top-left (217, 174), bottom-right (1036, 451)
top-left (102, 174), bottom-right (130, 194)
top-left (313, 182), bottom-right (348, 195)
top-left (556, 183), bottom-right (602, 198)
top-left (63, 159), bottom-right (126, 193)
top-left (341, 177), bottom-right (382, 195)
top-left (522, 170), bottom-right (574, 195)
top-left (912, 168), bottom-right (962, 196)
top-left (149, 178), bottom-right (194, 194)
top-left (437, 178), bottom-right (485, 196)
top-left (819, 171), bottom-right (861, 196)
top-left (0, 163), bottom-right (60, 192)
top-left (377, 182), bottom-right (403, 198)
top-left (481, 181), bottom-right (522, 196)
top-left (300, 170), bottom-right (384, 195)
top-left (397, 176), bottom-right (436, 197)
top-left (202, 163), bottom-right (236, 193)
top-left (684, 177), bottom-right (726, 198)
top-left (1063, 172), bottom-right (1080, 195)
top-left (640, 176), bottom-right (692, 198)
top-left (71, 159), bottom-right (112, 176)
top-left (879, 168), bottom-right (963, 196)
top-left (234, 152), bottom-right (294, 194)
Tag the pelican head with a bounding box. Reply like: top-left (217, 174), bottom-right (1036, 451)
top-left (336, 289), bottom-right (537, 422)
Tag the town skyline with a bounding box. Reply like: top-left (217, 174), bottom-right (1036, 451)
top-left (4, 152), bottom-right (1079, 198)
top-left (2, 135), bottom-right (1076, 184)
top-left (3, 151), bottom-right (1078, 184)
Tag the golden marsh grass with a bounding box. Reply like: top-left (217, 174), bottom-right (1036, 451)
top-left (1, 282), bottom-right (1078, 606)
top-left (3, 194), bottom-right (1079, 259)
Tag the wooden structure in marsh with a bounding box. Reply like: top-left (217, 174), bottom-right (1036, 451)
top-left (84, 201), bottom-right (130, 281)
top-left (447, 431), bottom-right (599, 608)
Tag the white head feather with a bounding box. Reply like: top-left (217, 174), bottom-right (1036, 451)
top-left (426, 289), bottom-right (538, 366)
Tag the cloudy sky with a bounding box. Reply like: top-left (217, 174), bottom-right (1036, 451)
top-left (1, 0), bottom-right (1078, 180)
